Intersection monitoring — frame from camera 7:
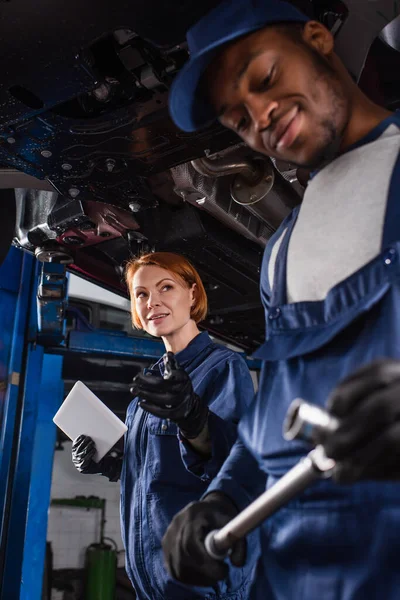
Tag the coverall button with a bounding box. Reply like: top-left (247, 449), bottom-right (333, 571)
top-left (161, 423), bottom-right (168, 431)
top-left (269, 307), bottom-right (281, 320)
top-left (384, 248), bottom-right (397, 265)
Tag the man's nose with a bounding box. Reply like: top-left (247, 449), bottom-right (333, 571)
top-left (247, 95), bottom-right (279, 132)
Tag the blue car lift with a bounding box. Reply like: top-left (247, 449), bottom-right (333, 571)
top-left (0, 246), bottom-right (259, 600)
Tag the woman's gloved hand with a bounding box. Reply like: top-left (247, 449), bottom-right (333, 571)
top-left (323, 359), bottom-right (400, 483)
top-left (131, 352), bottom-right (208, 439)
top-left (71, 434), bottom-right (123, 482)
top-left (162, 492), bottom-right (246, 586)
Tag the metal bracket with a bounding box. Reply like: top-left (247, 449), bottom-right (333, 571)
top-left (335, 0), bottom-right (400, 80)
top-left (36, 262), bottom-right (68, 346)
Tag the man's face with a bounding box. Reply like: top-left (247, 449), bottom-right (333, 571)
top-left (206, 23), bottom-right (350, 169)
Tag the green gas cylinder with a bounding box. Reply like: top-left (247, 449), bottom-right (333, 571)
top-left (85, 542), bottom-right (117, 600)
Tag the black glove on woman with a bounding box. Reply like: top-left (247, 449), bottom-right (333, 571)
top-left (131, 352), bottom-right (209, 439)
top-left (71, 434), bottom-right (123, 482)
top-left (162, 492), bottom-right (246, 586)
top-left (322, 359), bottom-right (400, 483)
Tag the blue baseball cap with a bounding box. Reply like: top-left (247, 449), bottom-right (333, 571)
top-left (169, 0), bottom-right (310, 132)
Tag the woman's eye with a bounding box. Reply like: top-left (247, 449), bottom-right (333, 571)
top-left (136, 291), bottom-right (146, 299)
top-left (161, 284), bottom-right (172, 292)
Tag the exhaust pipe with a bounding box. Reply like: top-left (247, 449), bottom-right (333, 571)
top-left (192, 154), bottom-right (301, 230)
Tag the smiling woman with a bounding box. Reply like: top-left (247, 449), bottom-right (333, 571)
top-left (125, 252), bottom-right (208, 353)
top-left (71, 251), bottom-right (259, 600)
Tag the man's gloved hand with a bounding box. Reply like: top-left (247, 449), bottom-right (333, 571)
top-left (323, 359), bottom-right (400, 483)
top-left (71, 434), bottom-right (123, 482)
top-left (130, 352), bottom-right (208, 439)
top-left (162, 492), bottom-right (246, 587)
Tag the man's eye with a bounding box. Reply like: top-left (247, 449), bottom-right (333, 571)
top-left (259, 69), bottom-right (274, 91)
top-left (236, 116), bottom-right (249, 132)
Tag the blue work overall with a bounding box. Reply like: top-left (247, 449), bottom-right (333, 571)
top-left (239, 175), bottom-right (400, 598)
top-left (120, 332), bottom-right (258, 600)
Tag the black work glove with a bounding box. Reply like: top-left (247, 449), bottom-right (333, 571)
top-left (322, 359), bottom-right (400, 483)
top-left (162, 492), bottom-right (246, 587)
top-left (71, 434), bottom-right (123, 482)
top-left (131, 352), bottom-right (208, 439)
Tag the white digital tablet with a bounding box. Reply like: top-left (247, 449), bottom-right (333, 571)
top-left (53, 380), bottom-right (127, 462)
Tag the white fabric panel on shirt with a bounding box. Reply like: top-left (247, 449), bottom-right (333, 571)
top-left (268, 125), bottom-right (400, 302)
top-left (267, 227), bottom-right (287, 295)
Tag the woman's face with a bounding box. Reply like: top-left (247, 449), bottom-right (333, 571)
top-left (132, 265), bottom-right (196, 338)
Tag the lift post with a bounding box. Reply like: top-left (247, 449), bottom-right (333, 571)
top-left (0, 248), bottom-right (62, 600)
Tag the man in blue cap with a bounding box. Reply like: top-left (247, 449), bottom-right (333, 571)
top-left (161, 0), bottom-right (400, 597)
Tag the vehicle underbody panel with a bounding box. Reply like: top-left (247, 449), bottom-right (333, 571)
top-left (0, 0), bottom-right (399, 350)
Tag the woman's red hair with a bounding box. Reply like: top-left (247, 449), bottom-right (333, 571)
top-left (125, 252), bottom-right (208, 329)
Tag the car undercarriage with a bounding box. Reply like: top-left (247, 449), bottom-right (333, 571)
top-left (1, 0), bottom-right (399, 350)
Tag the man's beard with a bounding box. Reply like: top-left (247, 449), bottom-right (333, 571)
top-left (299, 119), bottom-right (343, 170)
top-left (296, 48), bottom-right (349, 170)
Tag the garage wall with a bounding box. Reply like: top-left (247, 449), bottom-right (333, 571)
top-left (47, 442), bottom-right (126, 569)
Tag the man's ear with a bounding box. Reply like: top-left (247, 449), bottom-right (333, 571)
top-left (302, 20), bottom-right (335, 57)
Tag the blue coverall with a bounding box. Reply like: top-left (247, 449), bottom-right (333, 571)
top-left (120, 331), bottom-right (261, 600)
top-left (207, 113), bottom-right (400, 599)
